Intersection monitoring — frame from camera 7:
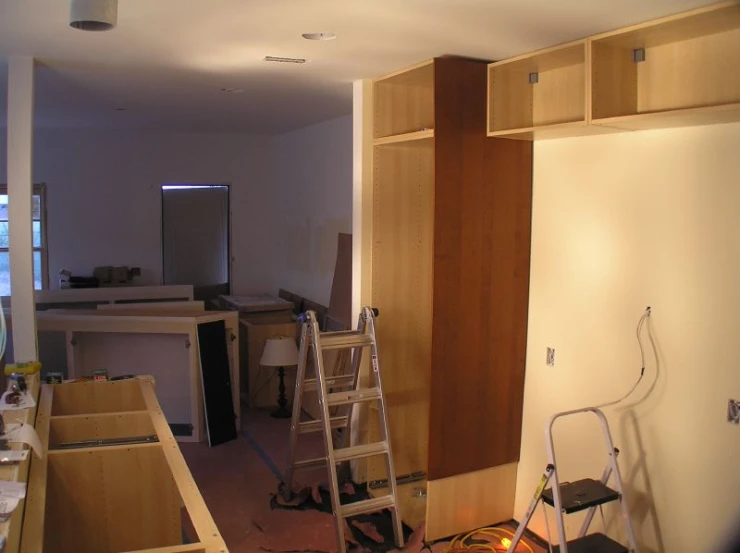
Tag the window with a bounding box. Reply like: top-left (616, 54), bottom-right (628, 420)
top-left (0, 184), bottom-right (48, 296)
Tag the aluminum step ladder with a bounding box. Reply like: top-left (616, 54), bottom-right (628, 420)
top-left (282, 306), bottom-right (404, 553)
top-left (506, 407), bottom-right (640, 553)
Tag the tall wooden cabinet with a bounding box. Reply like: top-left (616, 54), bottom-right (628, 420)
top-left (367, 57), bottom-right (533, 539)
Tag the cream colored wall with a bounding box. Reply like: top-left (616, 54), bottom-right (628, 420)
top-left (270, 115), bottom-right (353, 306)
top-left (518, 122), bottom-right (740, 553)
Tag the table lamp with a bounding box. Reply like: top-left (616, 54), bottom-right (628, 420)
top-left (260, 336), bottom-right (299, 418)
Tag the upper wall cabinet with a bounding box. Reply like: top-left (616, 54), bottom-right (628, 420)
top-left (487, 0), bottom-right (740, 140)
top-left (590, 1), bottom-right (740, 131)
top-left (373, 60), bottom-right (435, 144)
top-left (487, 39), bottom-right (590, 140)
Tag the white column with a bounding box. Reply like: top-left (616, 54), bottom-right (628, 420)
top-left (7, 56), bottom-right (38, 361)
top-left (351, 79), bottom-right (373, 318)
top-left (350, 79), bottom-right (373, 481)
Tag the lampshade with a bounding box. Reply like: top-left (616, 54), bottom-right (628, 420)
top-left (260, 336), bottom-right (299, 367)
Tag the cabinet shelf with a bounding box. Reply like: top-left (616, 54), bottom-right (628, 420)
top-left (487, 40), bottom-right (587, 137)
top-left (488, 121), bottom-right (592, 140)
top-left (592, 102), bottom-right (740, 131)
top-left (373, 129), bottom-right (434, 146)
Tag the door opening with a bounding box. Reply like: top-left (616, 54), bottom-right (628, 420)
top-left (161, 184), bottom-right (231, 303)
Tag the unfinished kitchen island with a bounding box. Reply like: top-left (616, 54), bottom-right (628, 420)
top-left (19, 376), bottom-right (228, 553)
top-left (23, 308), bottom-right (239, 443)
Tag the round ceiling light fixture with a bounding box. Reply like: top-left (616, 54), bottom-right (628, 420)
top-left (301, 32), bottom-right (337, 41)
top-left (70, 0), bottom-right (118, 31)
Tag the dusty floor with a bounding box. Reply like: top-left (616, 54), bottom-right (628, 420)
top-left (179, 408), bottom-right (545, 553)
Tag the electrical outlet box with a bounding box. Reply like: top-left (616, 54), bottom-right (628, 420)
top-left (546, 347), bottom-right (555, 367)
top-left (728, 399), bottom-right (740, 424)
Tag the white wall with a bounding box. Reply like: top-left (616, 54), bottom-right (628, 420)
top-left (0, 129), bottom-right (277, 293)
top-left (269, 115), bottom-right (353, 306)
top-left (518, 122), bottom-right (740, 552)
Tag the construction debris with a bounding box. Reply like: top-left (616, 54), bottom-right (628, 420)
top-left (351, 520), bottom-right (385, 544)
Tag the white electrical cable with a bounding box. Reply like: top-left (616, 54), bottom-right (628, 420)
top-left (593, 307), bottom-right (651, 409)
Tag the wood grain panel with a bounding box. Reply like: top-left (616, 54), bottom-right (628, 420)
top-left (369, 140), bottom-right (434, 480)
top-left (590, 0), bottom-right (740, 47)
top-left (637, 28), bottom-right (740, 113)
top-left (592, 102), bottom-right (740, 131)
top-left (50, 379), bottom-right (147, 416)
top-left (425, 463), bottom-right (518, 541)
top-left (44, 444), bottom-right (181, 553)
top-left (532, 62), bottom-right (586, 126)
top-left (374, 62), bottom-right (434, 138)
top-left (429, 58), bottom-right (533, 480)
top-left (489, 64), bottom-right (533, 132)
top-left (591, 41), bottom-right (638, 119)
top-left (489, 40), bottom-right (586, 133)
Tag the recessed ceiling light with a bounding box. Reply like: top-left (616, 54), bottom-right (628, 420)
top-left (70, 0), bottom-right (118, 31)
top-left (221, 87), bottom-right (244, 93)
top-left (302, 32), bottom-right (337, 41)
top-left (264, 56), bottom-right (307, 64)
top-left (114, 107), bottom-right (127, 111)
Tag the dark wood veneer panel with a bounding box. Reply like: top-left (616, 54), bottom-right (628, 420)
top-left (428, 58), bottom-right (533, 480)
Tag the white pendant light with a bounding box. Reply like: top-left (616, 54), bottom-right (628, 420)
top-left (70, 0), bottom-right (118, 31)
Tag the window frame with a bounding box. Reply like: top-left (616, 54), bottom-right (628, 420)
top-left (0, 183), bottom-right (49, 291)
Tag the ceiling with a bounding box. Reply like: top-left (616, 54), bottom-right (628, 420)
top-left (0, 0), bottom-right (717, 134)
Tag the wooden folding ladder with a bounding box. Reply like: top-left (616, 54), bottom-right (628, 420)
top-left (282, 306), bottom-right (404, 553)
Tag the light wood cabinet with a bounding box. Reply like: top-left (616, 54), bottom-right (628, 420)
top-left (368, 56), bottom-right (533, 540)
top-left (19, 377), bottom-right (227, 553)
top-left (590, 0), bottom-right (740, 130)
top-left (487, 0), bottom-right (740, 139)
top-left (487, 39), bottom-right (590, 139)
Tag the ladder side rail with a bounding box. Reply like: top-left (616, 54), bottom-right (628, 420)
top-left (545, 416), bottom-right (569, 553)
top-left (578, 455), bottom-right (616, 538)
top-left (593, 410), bottom-right (640, 553)
top-left (311, 311), bottom-right (347, 552)
top-left (366, 306), bottom-right (404, 548)
top-left (333, 310), bottom-right (368, 451)
top-left (283, 321), bottom-right (311, 498)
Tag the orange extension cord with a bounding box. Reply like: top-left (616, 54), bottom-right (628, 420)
top-left (441, 526), bottom-right (535, 553)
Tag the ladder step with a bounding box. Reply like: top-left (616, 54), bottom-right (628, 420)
top-left (293, 457), bottom-right (328, 471)
top-left (333, 441), bottom-right (388, 462)
top-left (339, 494), bottom-right (395, 518)
top-left (303, 374), bottom-right (355, 392)
top-left (319, 331), bottom-right (374, 350)
top-left (327, 388), bottom-right (381, 406)
top-left (553, 533), bottom-right (627, 553)
top-left (298, 416), bottom-right (348, 434)
top-left (542, 479), bottom-right (620, 514)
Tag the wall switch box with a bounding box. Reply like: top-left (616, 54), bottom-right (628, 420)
top-left (728, 399), bottom-right (740, 424)
top-left (546, 347), bottom-right (555, 367)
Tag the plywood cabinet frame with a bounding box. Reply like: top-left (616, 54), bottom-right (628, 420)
top-left (19, 310), bottom-right (240, 443)
top-left (20, 377), bottom-right (228, 553)
top-left (487, 0), bottom-right (740, 139)
top-left (368, 56), bottom-right (533, 541)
